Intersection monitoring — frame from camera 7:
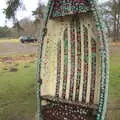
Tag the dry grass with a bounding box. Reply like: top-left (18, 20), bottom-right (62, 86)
top-left (0, 38), bottom-right (19, 43)
top-left (0, 57), bottom-right (36, 120)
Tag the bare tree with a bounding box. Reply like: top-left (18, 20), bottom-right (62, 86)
top-left (19, 18), bottom-right (36, 36)
top-left (101, 0), bottom-right (120, 42)
top-left (4, 0), bottom-right (45, 35)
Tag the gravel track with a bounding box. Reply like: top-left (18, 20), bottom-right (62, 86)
top-left (0, 42), bottom-right (38, 56)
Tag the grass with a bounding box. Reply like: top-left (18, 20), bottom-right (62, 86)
top-left (0, 46), bottom-right (120, 120)
top-left (107, 47), bottom-right (120, 120)
top-left (109, 55), bottom-right (120, 103)
top-left (0, 62), bottom-right (36, 120)
top-left (0, 38), bottom-right (19, 43)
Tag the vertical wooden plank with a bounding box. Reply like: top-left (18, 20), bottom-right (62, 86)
top-left (86, 22), bottom-right (92, 103)
top-left (79, 21), bottom-right (84, 102)
top-left (75, 18), bottom-right (81, 101)
top-left (82, 25), bottom-right (89, 103)
top-left (69, 18), bottom-right (76, 101)
top-left (59, 27), bottom-right (65, 98)
top-left (66, 24), bottom-right (71, 100)
top-left (73, 18), bottom-right (78, 101)
top-left (55, 41), bottom-right (61, 97)
top-left (90, 38), bottom-right (97, 103)
top-left (94, 44), bottom-right (100, 104)
top-left (62, 28), bottom-right (69, 99)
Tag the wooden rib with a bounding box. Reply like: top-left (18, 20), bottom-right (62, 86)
top-left (62, 28), bottom-right (69, 99)
top-left (55, 41), bottom-right (61, 97)
top-left (75, 18), bottom-right (81, 101)
top-left (79, 22), bottom-right (84, 101)
top-left (90, 38), bottom-right (97, 104)
top-left (66, 24), bottom-right (71, 100)
top-left (82, 25), bottom-right (89, 103)
top-left (73, 18), bottom-right (78, 101)
top-left (86, 23), bottom-right (92, 103)
top-left (94, 43), bottom-right (100, 104)
top-left (69, 19), bottom-right (76, 101)
top-left (59, 28), bottom-right (64, 98)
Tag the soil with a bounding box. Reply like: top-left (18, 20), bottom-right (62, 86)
top-left (0, 42), bottom-right (38, 56)
top-left (0, 42), bottom-right (38, 63)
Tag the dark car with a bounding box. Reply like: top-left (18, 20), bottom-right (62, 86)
top-left (19, 36), bottom-right (37, 43)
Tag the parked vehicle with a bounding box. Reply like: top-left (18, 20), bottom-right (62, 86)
top-left (19, 36), bottom-right (37, 43)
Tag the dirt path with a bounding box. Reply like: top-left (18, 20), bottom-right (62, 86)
top-left (0, 42), bottom-right (38, 56)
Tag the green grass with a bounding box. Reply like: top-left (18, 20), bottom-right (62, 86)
top-left (0, 38), bottom-right (19, 43)
top-left (0, 62), bottom-right (36, 120)
top-left (109, 55), bottom-right (120, 103)
top-left (107, 50), bottom-right (120, 120)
